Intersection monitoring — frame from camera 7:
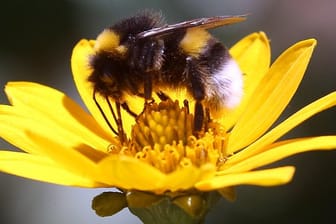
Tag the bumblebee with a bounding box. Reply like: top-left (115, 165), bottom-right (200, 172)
top-left (88, 11), bottom-right (245, 140)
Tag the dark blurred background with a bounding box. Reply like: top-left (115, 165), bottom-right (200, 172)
top-left (0, 0), bottom-right (335, 223)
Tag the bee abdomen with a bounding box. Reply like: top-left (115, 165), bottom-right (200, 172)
top-left (200, 41), bottom-right (243, 112)
top-left (204, 56), bottom-right (243, 111)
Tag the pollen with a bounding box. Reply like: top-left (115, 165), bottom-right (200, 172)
top-left (112, 99), bottom-right (229, 174)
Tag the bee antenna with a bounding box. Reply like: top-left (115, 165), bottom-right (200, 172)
top-left (92, 90), bottom-right (118, 135)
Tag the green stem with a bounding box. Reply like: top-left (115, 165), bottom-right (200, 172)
top-left (127, 191), bottom-right (221, 224)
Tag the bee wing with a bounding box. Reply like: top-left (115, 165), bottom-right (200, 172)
top-left (136, 15), bottom-right (246, 39)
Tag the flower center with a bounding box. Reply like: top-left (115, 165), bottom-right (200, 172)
top-left (109, 99), bottom-right (229, 173)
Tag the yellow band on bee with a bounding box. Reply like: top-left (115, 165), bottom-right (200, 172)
top-left (116, 45), bottom-right (127, 55)
top-left (180, 28), bottom-right (211, 57)
top-left (94, 29), bottom-right (120, 52)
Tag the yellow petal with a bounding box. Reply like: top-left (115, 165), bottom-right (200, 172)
top-left (163, 164), bottom-right (216, 192)
top-left (195, 166), bottom-right (295, 190)
top-left (228, 39), bottom-right (317, 153)
top-left (24, 130), bottom-right (102, 182)
top-left (226, 92), bottom-right (336, 165)
top-left (0, 105), bottom-right (39, 154)
top-left (95, 155), bottom-right (166, 191)
top-left (96, 155), bottom-right (216, 193)
top-left (221, 136), bottom-right (336, 174)
top-left (4, 82), bottom-right (114, 150)
top-left (0, 151), bottom-right (104, 187)
top-left (0, 106), bottom-right (109, 162)
top-left (221, 32), bottom-right (271, 128)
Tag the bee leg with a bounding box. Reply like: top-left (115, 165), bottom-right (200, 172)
top-left (130, 39), bottom-right (164, 105)
top-left (92, 91), bottom-right (118, 135)
top-left (121, 102), bottom-right (138, 118)
top-left (156, 91), bottom-right (171, 101)
top-left (204, 107), bottom-right (212, 131)
top-left (183, 99), bottom-right (190, 114)
top-left (115, 101), bottom-right (126, 143)
top-left (133, 92), bottom-right (155, 104)
top-left (104, 97), bottom-right (126, 143)
top-left (186, 57), bottom-right (206, 133)
top-left (144, 73), bottom-right (153, 105)
top-left (194, 101), bottom-right (204, 132)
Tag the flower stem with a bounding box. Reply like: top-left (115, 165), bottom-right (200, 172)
top-left (127, 190), bottom-right (221, 224)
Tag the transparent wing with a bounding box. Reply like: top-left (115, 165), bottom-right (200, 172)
top-left (136, 15), bottom-right (247, 39)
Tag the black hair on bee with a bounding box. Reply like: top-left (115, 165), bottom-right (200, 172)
top-left (88, 11), bottom-right (245, 141)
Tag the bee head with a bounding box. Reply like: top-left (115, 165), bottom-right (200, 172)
top-left (89, 12), bottom-right (168, 99)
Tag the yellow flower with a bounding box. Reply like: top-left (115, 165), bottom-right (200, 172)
top-left (0, 32), bottom-right (335, 196)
